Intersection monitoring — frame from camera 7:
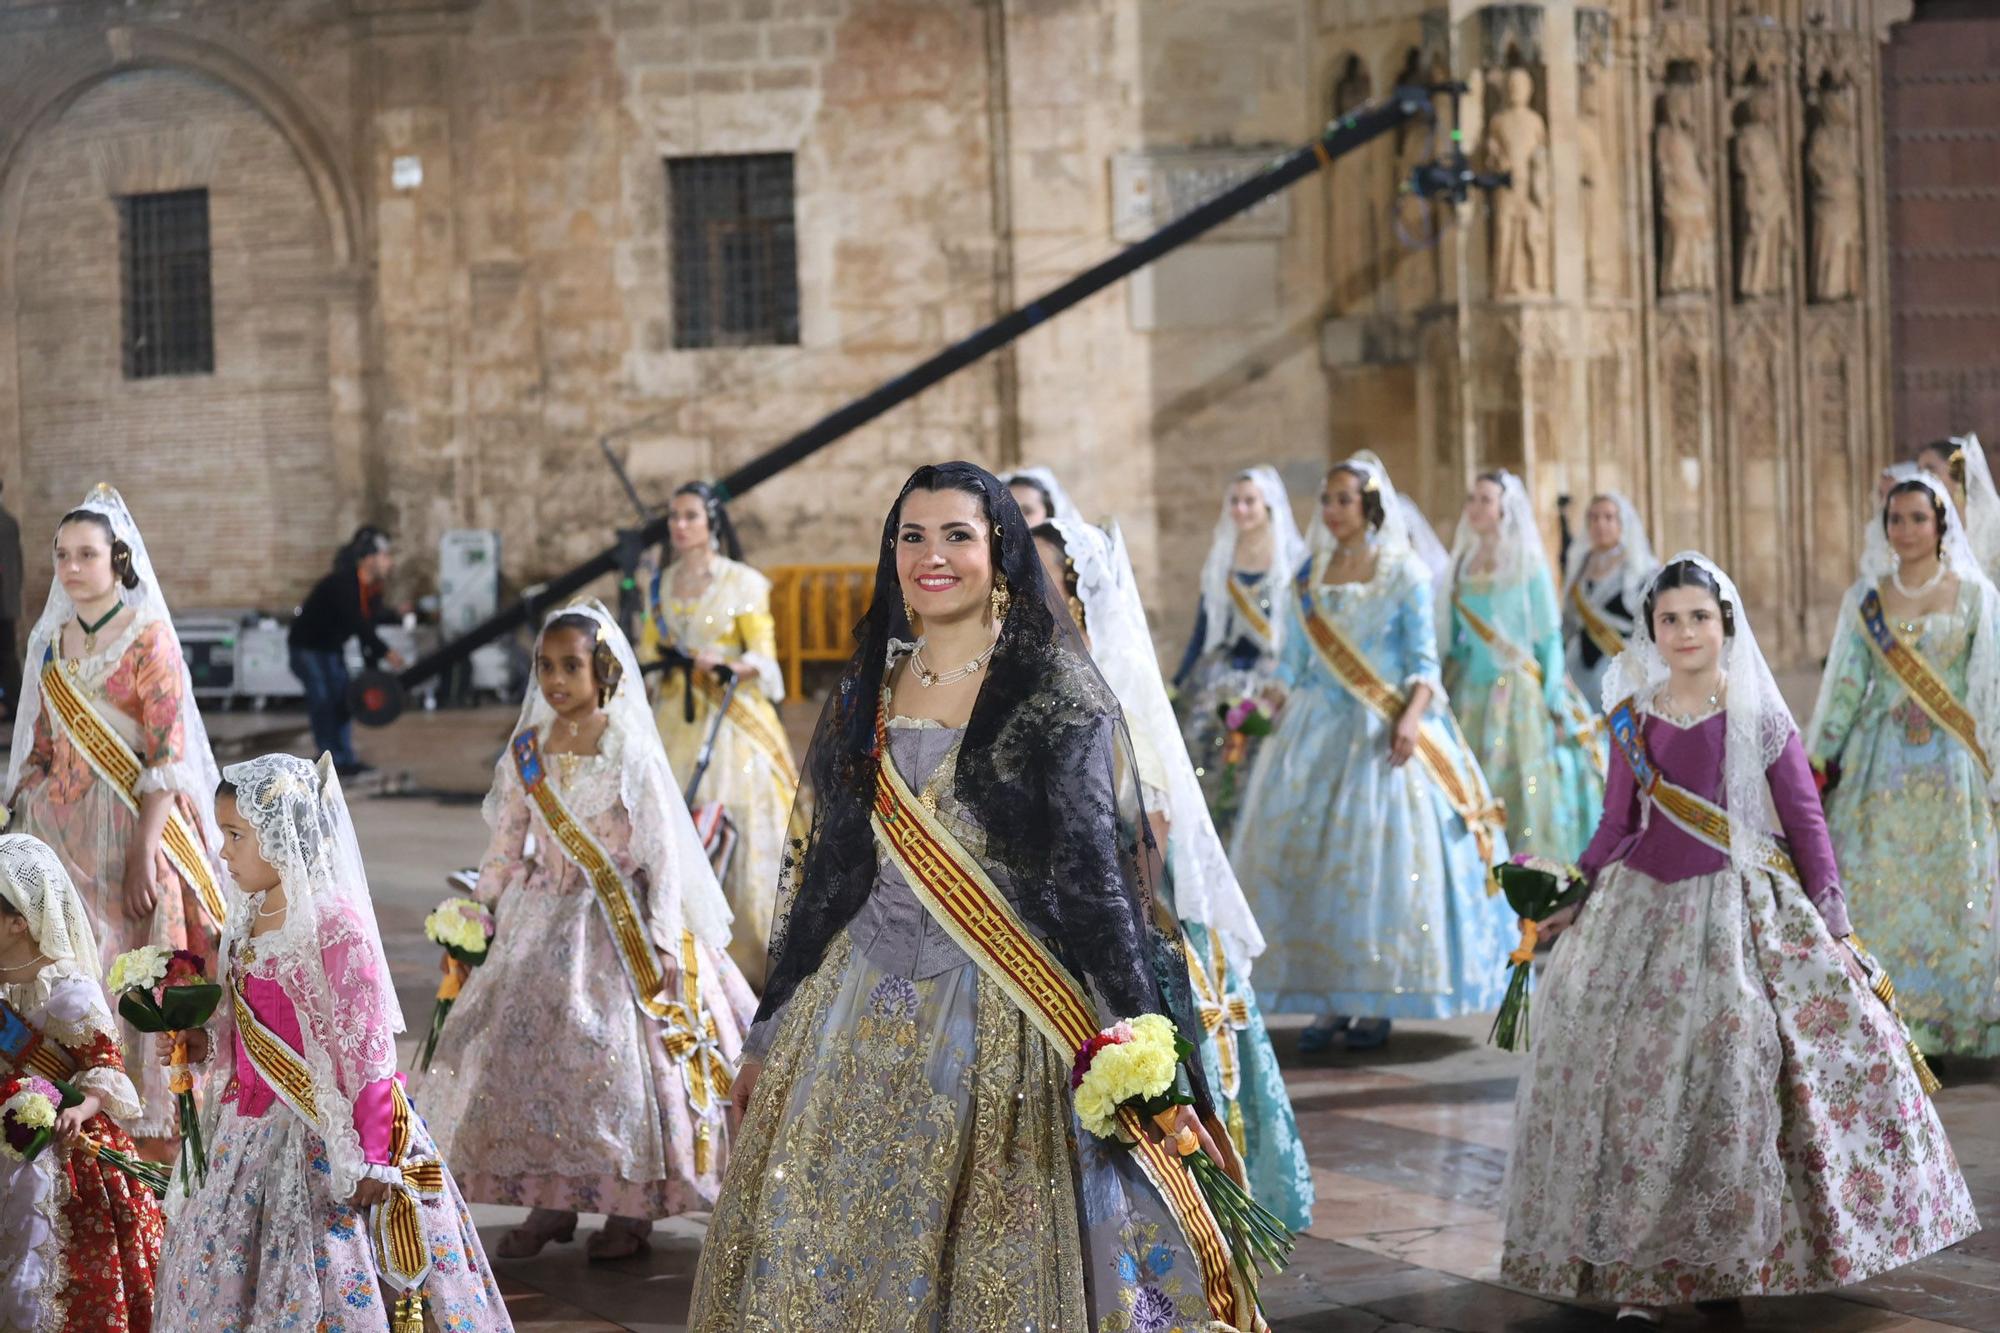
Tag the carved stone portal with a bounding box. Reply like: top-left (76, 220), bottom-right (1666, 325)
top-left (1733, 86), bottom-right (1792, 299)
top-left (1486, 67), bottom-right (1552, 299)
top-left (1656, 82), bottom-right (1716, 296)
top-left (1577, 72), bottom-right (1620, 298)
top-left (1807, 81), bottom-right (1863, 302)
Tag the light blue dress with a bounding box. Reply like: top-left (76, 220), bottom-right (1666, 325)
top-left (1230, 548), bottom-right (1516, 1017)
top-left (1445, 565), bottom-right (1605, 863)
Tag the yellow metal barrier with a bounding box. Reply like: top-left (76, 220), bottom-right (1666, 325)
top-left (768, 564), bottom-right (877, 700)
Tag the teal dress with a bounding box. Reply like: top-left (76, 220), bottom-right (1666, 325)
top-left (1444, 564), bottom-right (1604, 862)
top-left (1229, 549), bottom-right (1515, 1017)
top-left (1808, 580), bottom-right (2000, 1057)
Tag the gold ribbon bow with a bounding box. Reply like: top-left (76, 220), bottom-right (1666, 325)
top-left (372, 1083), bottom-right (447, 1333)
top-left (656, 929), bottom-right (735, 1174)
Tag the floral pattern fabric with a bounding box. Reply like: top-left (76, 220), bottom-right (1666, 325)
top-left (0, 969), bottom-right (162, 1333)
top-left (1501, 860), bottom-right (1979, 1301)
top-left (1808, 584), bottom-right (2000, 1057)
top-left (418, 741), bottom-right (757, 1216)
top-left (7, 619), bottom-right (218, 1137)
top-left (1174, 571), bottom-right (1282, 843)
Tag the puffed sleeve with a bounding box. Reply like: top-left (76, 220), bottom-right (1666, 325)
top-left (128, 622), bottom-right (189, 791)
top-left (1395, 557), bottom-right (1444, 694)
top-left (1806, 603), bottom-right (1871, 769)
top-left (9, 706), bottom-right (54, 799)
top-left (729, 565), bottom-right (787, 704)
top-left (42, 975), bottom-right (143, 1124)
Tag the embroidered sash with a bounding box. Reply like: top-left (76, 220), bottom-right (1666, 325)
top-left (1453, 593), bottom-right (1608, 768)
top-left (1297, 571), bottom-right (1506, 861)
top-left (0, 998), bottom-right (78, 1083)
top-left (869, 724), bottom-right (1257, 1331)
top-left (510, 730), bottom-right (734, 1130)
top-left (1605, 699), bottom-right (1799, 882)
top-left (1857, 589), bottom-right (1991, 778)
top-left (1568, 579), bottom-right (1629, 662)
top-left (39, 655), bottom-right (225, 930)
top-left (1226, 576), bottom-right (1274, 647)
top-left (1186, 929), bottom-right (1248, 1103)
top-left (372, 1079), bottom-right (445, 1313)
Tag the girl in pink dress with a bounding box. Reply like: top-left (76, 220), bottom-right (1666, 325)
top-left (419, 600), bottom-right (755, 1261)
top-left (6, 484), bottom-right (225, 1148)
top-left (154, 754), bottom-right (510, 1331)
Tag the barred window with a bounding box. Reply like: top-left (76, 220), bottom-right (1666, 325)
top-left (667, 154), bottom-right (800, 349)
top-left (120, 189), bottom-right (214, 379)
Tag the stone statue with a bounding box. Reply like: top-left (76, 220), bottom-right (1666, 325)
top-left (1485, 67), bottom-right (1552, 298)
top-left (1807, 83), bottom-right (1863, 302)
top-left (1576, 73), bottom-right (1619, 297)
top-left (1732, 87), bottom-right (1791, 299)
top-left (1655, 83), bottom-right (1715, 296)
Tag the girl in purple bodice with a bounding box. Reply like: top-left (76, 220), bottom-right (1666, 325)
top-left (1499, 554), bottom-right (1978, 1326)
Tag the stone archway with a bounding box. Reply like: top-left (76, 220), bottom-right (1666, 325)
top-left (0, 24), bottom-right (369, 611)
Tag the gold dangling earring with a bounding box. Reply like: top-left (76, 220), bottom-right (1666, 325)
top-left (990, 577), bottom-right (1011, 622)
top-left (902, 595), bottom-right (918, 628)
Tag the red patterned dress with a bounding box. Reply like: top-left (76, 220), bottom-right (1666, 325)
top-left (0, 964), bottom-right (164, 1332)
top-left (8, 618), bottom-right (220, 1138)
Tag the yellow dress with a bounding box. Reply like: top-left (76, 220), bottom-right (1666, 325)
top-left (641, 556), bottom-right (801, 989)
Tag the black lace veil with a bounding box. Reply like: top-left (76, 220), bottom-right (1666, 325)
top-left (758, 461), bottom-right (1212, 1115)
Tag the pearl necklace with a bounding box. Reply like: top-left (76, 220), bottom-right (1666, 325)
top-left (1892, 561), bottom-right (1947, 599)
top-left (911, 637), bottom-right (996, 688)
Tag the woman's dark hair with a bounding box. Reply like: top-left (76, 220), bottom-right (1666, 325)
top-left (216, 777), bottom-right (239, 801)
top-left (673, 481), bottom-right (743, 562)
top-left (1031, 521), bottom-right (1086, 632)
top-left (1884, 477), bottom-right (1950, 557)
top-left (57, 509), bottom-right (140, 590)
top-left (335, 525), bottom-right (392, 571)
top-left (1327, 463), bottom-right (1387, 531)
top-left (1006, 474), bottom-right (1056, 521)
top-left (541, 612), bottom-right (624, 706)
top-left (1918, 439), bottom-right (1966, 489)
top-left (759, 461), bottom-right (1210, 1118)
top-left (1644, 559), bottom-right (1736, 638)
top-left (0, 894), bottom-right (21, 920)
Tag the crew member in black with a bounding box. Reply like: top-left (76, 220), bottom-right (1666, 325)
top-left (288, 526), bottom-right (404, 776)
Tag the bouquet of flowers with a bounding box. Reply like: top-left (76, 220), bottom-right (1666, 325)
top-left (1486, 854), bottom-right (1588, 1052)
top-left (416, 896), bottom-right (495, 1073)
top-left (1071, 1014), bottom-right (1294, 1298)
top-left (1213, 696), bottom-right (1276, 813)
top-left (109, 945), bottom-right (223, 1187)
top-left (1, 1073), bottom-right (169, 1197)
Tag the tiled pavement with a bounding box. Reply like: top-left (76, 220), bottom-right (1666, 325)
top-left (316, 709), bottom-right (1999, 1332)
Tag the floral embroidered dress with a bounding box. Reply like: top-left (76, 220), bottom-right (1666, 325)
top-left (0, 964), bottom-right (163, 1333)
top-left (8, 618), bottom-right (218, 1138)
top-left (691, 720), bottom-right (1240, 1333)
top-left (419, 713), bottom-right (758, 1217)
top-left (1808, 579), bottom-right (2000, 1057)
top-left (1444, 564), bottom-right (1604, 862)
top-left (1501, 704), bottom-right (1980, 1303)
top-left (1229, 549), bottom-right (1516, 1017)
top-left (157, 756), bottom-right (509, 1333)
top-left (642, 555), bottom-right (801, 989)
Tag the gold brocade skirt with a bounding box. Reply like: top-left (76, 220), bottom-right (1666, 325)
top-left (689, 933), bottom-right (1090, 1331)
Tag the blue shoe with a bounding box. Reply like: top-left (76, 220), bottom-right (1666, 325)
top-left (1297, 1015), bottom-right (1351, 1055)
top-left (1343, 1017), bottom-right (1392, 1050)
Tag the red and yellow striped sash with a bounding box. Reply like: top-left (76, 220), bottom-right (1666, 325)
top-left (40, 660), bottom-right (225, 930)
top-left (870, 725), bottom-right (1256, 1330)
top-left (1298, 586), bottom-right (1506, 862)
top-left (0, 998), bottom-right (79, 1084)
